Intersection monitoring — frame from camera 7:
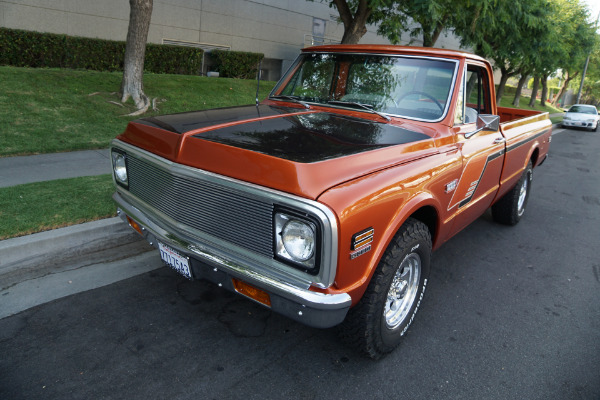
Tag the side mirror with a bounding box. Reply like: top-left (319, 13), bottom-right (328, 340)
top-left (465, 114), bottom-right (500, 139)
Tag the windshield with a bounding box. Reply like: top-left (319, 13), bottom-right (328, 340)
top-left (568, 105), bottom-right (597, 115)
top-left (270, 53), bottom-right (458, 121)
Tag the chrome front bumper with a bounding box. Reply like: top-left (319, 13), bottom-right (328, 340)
top-left (114, 192), bottom-right (351, 329)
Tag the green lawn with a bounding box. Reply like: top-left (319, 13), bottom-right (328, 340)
top-left (497, 84), bottom-right (564, 121)
top-left (0, 66), bottom-right (276, 156)
top-left (0, 175), bottom-right (116, 239)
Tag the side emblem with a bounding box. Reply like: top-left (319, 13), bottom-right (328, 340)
top-left (445, 179), bottom-right (458, 194)
top-left (350, 228), bottom-right (374, 259)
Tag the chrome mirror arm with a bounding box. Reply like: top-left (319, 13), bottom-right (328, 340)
top-left (464, 114), bottom-right (500, 139)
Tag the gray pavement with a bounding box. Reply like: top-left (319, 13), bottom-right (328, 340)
top-left (0, 125), bottom-right (598, 400)
top-left (0, 149), bottom-right (111, 188)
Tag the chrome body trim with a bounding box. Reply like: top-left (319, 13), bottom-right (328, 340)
top-left (111, 139), bottom-right (339, 289)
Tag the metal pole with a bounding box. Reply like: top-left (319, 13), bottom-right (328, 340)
top-left (575, 55), bottom-right (590, 104)
top-left (576, 10), bottom-right (600, 104)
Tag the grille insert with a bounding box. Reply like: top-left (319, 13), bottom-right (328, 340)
top-left (127, 156), bottom-right (274, 257)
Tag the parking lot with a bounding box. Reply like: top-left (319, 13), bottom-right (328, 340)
top-left (1, 127), bottom-right (599, 400)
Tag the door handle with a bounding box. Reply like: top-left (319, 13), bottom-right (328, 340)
top-left (493, 137), bottom-right (506, 144)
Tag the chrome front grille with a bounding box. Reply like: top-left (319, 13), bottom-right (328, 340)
top-left (126, 155), bottom-right (274, 258)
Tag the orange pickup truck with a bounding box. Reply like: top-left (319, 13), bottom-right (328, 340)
top-left (111, 45), bottom-right (552, 358)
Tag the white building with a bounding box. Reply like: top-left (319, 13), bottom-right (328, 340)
top-left (0, 0), bottom-right (464, 80)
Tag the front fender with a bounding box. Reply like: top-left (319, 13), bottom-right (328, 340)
top-left (317, 153), bottom-right (457, 306)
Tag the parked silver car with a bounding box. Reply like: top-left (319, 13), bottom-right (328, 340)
top-left (561, 104), bottom-right (599, 131)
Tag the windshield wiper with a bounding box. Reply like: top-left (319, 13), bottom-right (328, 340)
top-left (270, 95), bottom-right (311, 109)
top-left (327, 100), bottom-right (391, 121)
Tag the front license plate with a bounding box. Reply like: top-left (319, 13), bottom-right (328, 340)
top-left (158, 242), bottom-right (192, 279)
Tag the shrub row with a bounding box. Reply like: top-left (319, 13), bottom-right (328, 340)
top-left (210, 49), bottom-right (264, 79)
top-left (0, 27), bottom-right (203, 75)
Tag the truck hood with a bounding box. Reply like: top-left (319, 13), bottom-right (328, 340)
top-left (118, 104), bottom-right (438, 199)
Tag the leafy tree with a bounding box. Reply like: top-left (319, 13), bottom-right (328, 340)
top-left (308, 0), bottom-right (397, 44)
top-left (379, 0), bottom-right (492, 47)
top-left (459, 0), bottom-right (551, 104)
top-left (550, 0), bottom-right (597, 107)
top-left (121, 0), bottom-right (153, 113)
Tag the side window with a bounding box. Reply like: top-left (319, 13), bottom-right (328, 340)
top-left (465, 65), bottom-right (491, 123)
top-left (456, 64), bottom-right (491, 125)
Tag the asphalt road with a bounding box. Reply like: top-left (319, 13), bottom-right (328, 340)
top-left (1, 127), bottom-right (599, 400)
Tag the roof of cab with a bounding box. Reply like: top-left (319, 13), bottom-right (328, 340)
top-left (302, 44), bottom-right (486, 63)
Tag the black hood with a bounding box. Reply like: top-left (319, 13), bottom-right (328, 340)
top-left (191, 110), bottom-right (430, 163)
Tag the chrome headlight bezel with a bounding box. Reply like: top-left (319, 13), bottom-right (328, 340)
top-left (111, 149), bottom-right (129, 188)
top-left (274, 209), bottom-right (321, 274)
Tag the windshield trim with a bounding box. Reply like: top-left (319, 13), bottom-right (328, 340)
top-left (269, 52), bottom-right (460, 124)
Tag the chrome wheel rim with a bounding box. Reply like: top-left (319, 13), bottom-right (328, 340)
top-left (517, 172), bottom-right (530, 216)
top-left (384, 253), bottom-right (421, 329)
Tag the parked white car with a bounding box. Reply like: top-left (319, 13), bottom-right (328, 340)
top-left (561, 104), bottom-right (599, 131)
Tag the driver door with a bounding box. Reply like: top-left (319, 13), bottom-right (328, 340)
top-left (447, 64), bottom-right (506, 236)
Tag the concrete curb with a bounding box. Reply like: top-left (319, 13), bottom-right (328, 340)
top-left (0, 217), bottom-right (138, 274)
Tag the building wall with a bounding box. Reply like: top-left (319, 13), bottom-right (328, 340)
top-left (0, 0), bottom-right (464, 80)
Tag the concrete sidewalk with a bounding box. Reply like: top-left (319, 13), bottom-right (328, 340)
top-left (0, 149), bottom-right (111, 188)
top-left (0, 149), bottom-right (160, 317)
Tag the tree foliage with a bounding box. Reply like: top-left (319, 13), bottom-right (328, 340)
top-left (379, 0), bottom-right (492, 47)
top-left (548, 0), bottom-right (597, 106)
top-left (310, 0), bottom-right (600, 105)
top-left (308, 0), bottom-right (399, 44)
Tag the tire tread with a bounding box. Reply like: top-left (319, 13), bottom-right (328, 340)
top-left (338, 218), bottom-right (431, 359)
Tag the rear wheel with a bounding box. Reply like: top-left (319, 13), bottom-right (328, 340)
top-left (492, 161), bottom-right (533, 225)
top-left (339, 218), bottom-right (431, 359)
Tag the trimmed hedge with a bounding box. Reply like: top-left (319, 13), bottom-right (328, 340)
top-left (210, 50), bottom-right (264, 79)
top-left (0, 27), bottom-right (203, 75)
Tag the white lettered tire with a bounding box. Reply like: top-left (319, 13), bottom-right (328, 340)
top-left (339, 218), bottom-right (431, 359)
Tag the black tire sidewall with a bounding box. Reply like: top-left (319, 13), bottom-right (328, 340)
top-left (378, 230), bottom-right (431, 350)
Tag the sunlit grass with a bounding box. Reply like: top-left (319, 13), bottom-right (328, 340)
top-left (0, 66), bottom-right (275, 157)
top-left (0, 175), bottom-right (116, 239)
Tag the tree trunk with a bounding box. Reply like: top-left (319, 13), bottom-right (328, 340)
top-left (496, 70), bottom-right (510, 104)
top-left (426, 15), bottom-right (448, 47)
top-left (512, 72), bottom-right (529, 107)
top-left (341, 23), bottom-right (368, 44)
top-left (540, 74), bottom-right (549, 107)
top-left (422, 30), bottom-right (433, 47)
top-left (552, 71), bottom-right (577, 108)
top-left (528, 76), bottom-right (540, 107)
top-left (334, 0), bottom-right (372, 44)
top-left (121, 0), bottom-right (153, 111)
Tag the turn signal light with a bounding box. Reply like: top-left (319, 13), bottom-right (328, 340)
top-left (232, 278), bottom-right (271, 307)
top-left (126, 215), bottom-right (144, 236)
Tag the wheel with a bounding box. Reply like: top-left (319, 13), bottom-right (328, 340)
top-left (593, 122), bottom-right (598, 132)
top-left (492, 161), bottom-right (533, 225)
top-left (339, 218), bottom-right (431, 359)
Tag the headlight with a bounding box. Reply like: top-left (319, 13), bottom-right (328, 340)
top-left (563, 116), bottom-right (570, 120)
top-left (111, 150), bottom-right (128, 187)
top-left (274, 212), bottom-right (318, 271)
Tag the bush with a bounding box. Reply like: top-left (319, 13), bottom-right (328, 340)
top-left (145, 43), bottom-right (202, 75)
top-left (0, 27), bottom-right (203, 75)
top-left (210, 50), bottom-right (263, 79)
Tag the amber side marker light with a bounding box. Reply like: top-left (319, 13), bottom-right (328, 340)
top-left (232, 278), bottom-right (272, 307)
top-left (126, 215), bottom-right (144, 236)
